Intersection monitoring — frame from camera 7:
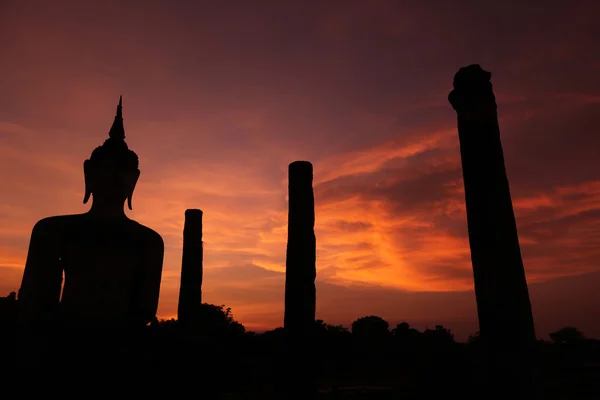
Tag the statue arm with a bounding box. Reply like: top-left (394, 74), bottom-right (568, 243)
top-left (18, 219), bottom-right (63, 323)
top-left (136, 233), bottom-right (164, 326)
top-left (16, 219), bottom-right (63, 368)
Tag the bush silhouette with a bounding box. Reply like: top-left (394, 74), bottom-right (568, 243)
top-left (550, 327), bottom-right (585, 345)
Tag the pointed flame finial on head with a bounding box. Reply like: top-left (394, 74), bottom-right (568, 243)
top-left (109, 95), bottom-right (125, 141)
top-left (117, 95), bottom-right (122, 117)
top-left (84, 95), bottom-right (140, 208)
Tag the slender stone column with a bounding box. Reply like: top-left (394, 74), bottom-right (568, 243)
top-left (283, 161), bottom-right (317, 398)
top-left (448, 65), bottom-right (536, 390)
top-left (177, 209), bottom-right (204, 327)
top-left (284, 161), bottom-right (316, 336)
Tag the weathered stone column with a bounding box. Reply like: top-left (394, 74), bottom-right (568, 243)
top-left (283, 161), bottom-right (317, 398)
top-left (177, 209), bottom-right (203, 327)
top-left (284, 161), bottom-right (316, 336)
top-left (448, 65), bottom-right (536, 390)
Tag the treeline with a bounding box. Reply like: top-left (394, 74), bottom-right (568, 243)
top-left (1, 295), bottom-right (600, 398)
top-left (128, 310), bottom-right (600, 398)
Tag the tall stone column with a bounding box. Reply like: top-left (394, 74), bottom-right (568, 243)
top-left (284, 161), bottom-right (316, 335)
top-left (448, 65), bottom-right (536, 389)
top-left (177, 209), bottom-right (204, 328)
top-left (283, 161), bottom-right (317, 398)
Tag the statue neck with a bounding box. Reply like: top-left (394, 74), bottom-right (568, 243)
top-left (88, 200), bottom-right (127, 218)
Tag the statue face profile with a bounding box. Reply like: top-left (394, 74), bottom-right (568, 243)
top-left (82, 96), bottom-right (140, 211)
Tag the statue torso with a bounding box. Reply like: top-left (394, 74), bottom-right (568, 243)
top-left (47, 214), bottom-right (156, 325)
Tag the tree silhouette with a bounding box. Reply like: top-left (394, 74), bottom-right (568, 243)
top-left (169, 302), bottom-right (247, 338)
top-left (351, 316), bottom-right (390, 354)
top-left (3, 287), bottom-right (600, 397)
top-left (423, 325), bottom-right (455, 346)
top-left (351, 315), bottom-right (390, 339)
top-left (550, 327), bottom-right (585, 345)
top-left (392, 322), bottom-right (421, 341)
top-left (467, 331), bottom-right (481, 345)
top-left (314, 319), bottom-right (350, 337)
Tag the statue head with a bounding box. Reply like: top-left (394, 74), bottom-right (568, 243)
top-left (83, 96), bottom-right (140, 210)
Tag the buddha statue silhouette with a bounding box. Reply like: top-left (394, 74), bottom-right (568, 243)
top-left (18, 97), bottom-right (164, 340)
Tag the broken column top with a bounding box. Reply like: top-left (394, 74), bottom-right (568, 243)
top-left (289, 161), bottom-right (313, 182)
top-left (185, 209), bottom-right (203, 219)
top-left (448, 64), bottom-right (497, 113)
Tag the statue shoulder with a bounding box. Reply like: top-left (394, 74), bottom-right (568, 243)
top-left (132, 222), bottom-right (164, 249)
top-left (31, 214), bottom-right (85, 234)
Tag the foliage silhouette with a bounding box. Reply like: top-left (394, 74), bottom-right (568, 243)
top-left (351, 315), bottom-right (390, 338)
top-left (2, 293), bottom-right (600, 398)
top-left (550, 327), bottom-right (586, 345)
top-left (423, 325), bottom-right (455, 346)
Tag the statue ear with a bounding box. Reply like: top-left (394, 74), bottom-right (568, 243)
top-left (83, 160), bottom-right (92, 204)
top-left (126, 169), bottom-right (140, 211)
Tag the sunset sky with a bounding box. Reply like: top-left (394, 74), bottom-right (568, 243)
top-left (1, 0), bottom-right (600, 340)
